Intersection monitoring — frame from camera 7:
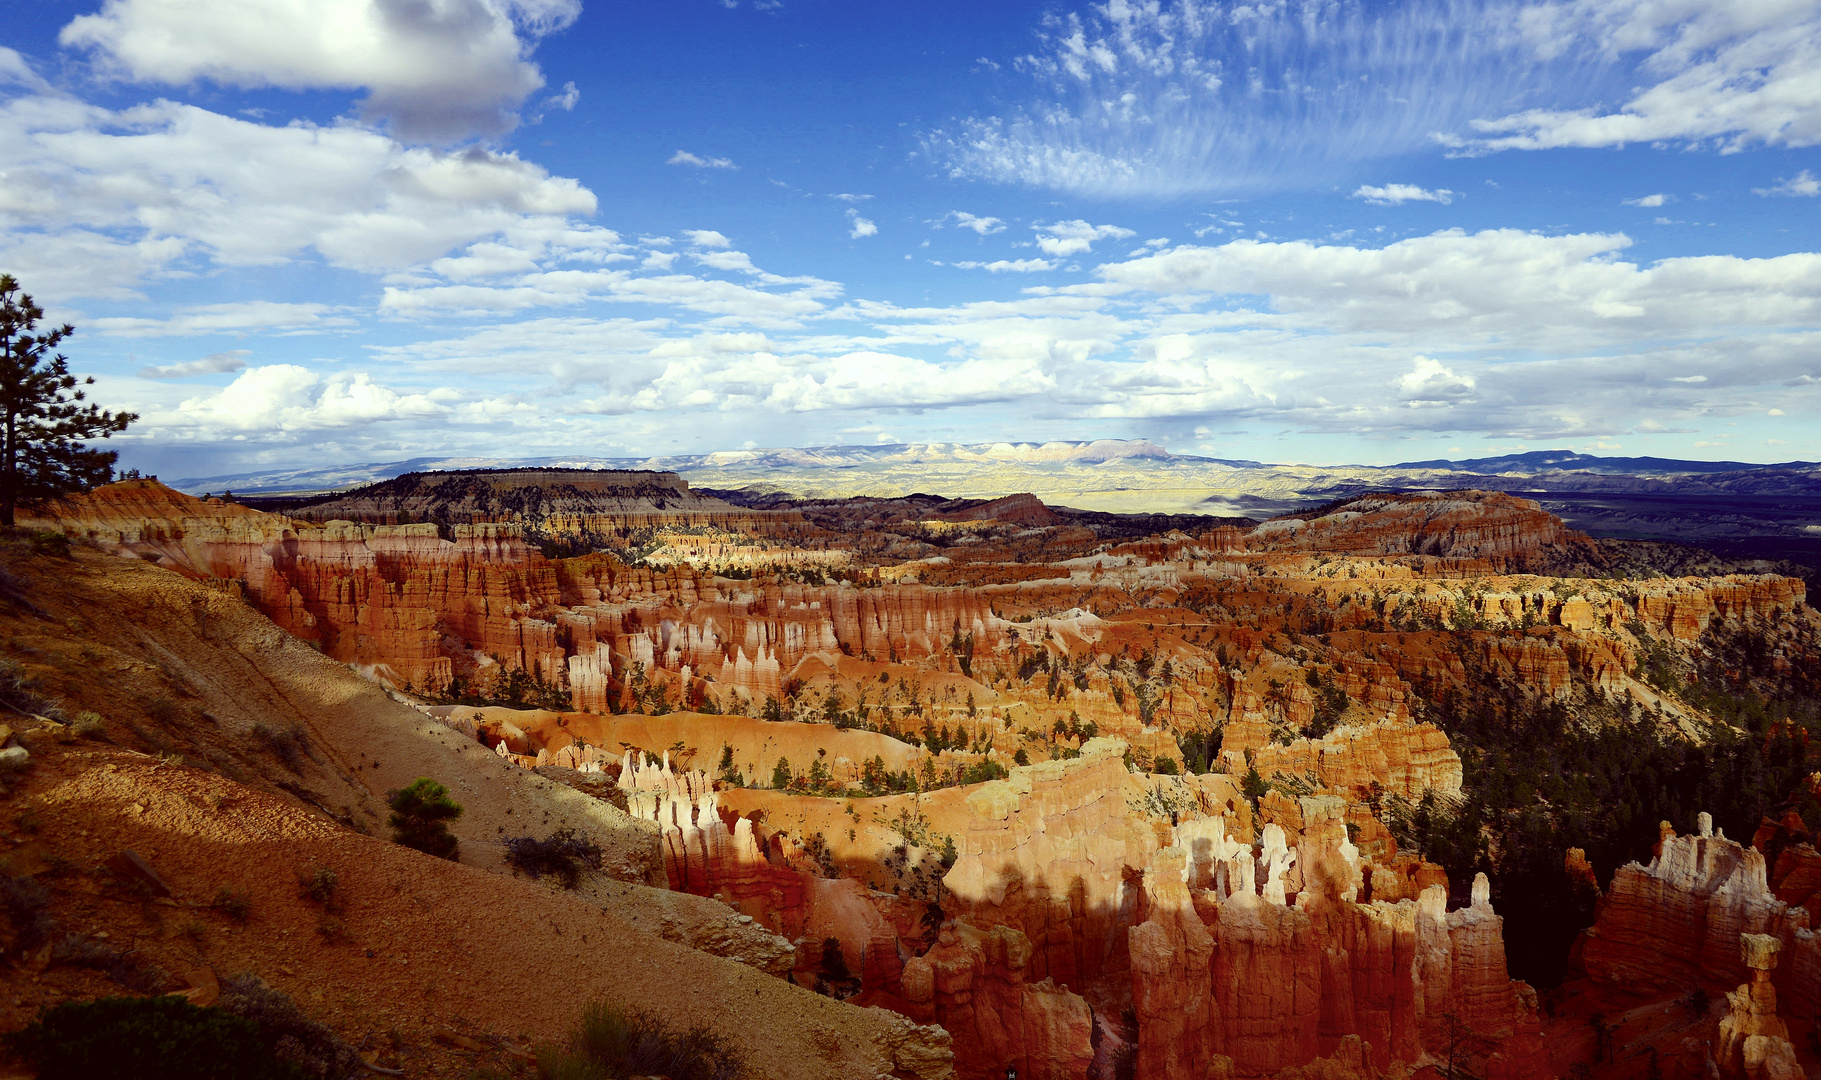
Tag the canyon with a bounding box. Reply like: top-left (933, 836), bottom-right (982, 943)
top-left (10, 472), bottom-right (1821, 1079)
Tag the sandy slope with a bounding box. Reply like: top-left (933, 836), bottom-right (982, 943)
top-left (1, 546), bottom-right (664, 884)
top-left (0, 545), bottom-right (954, 1079)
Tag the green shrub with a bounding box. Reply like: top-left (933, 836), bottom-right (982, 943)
top-left (216, 973), bottom-right (362, 1079)
top-left (213, 886), bottom-right (252, 923)
top-left (386, 777), bottom-right (462, 860)
top-left (5, 995), bottom-right (303, 1080)
top-left (28, 531), bottom-right (70, 559)
top-left (296, 868), bottom-right (339, 909)
top-left (536, 1001), bottom-right (744, 1080)
top-left (504, 827), bottom-right (603, 889)
top-left (1153, 756), bottom-right (1179, 776)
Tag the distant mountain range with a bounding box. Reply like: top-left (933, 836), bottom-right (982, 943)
top-left (171, 441), bottom-right (1821, 577)
top-left (171, 440), bottom-right (1817, 496)
top-left (1388, 450), bottom-right (1820, 475)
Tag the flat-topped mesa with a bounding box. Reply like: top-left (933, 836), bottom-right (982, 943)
top-left (1244, 490), bottom-right (1594, 572)
top-left (924, 493), bottom-right (1060, 526)
top-left (286, 467), bottom-right (805, 541)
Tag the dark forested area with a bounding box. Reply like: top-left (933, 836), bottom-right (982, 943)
top-left (1386, 622), bottom-right (1821, 989)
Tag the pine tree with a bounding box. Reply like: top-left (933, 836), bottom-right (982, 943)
top-left (0, 275), bottom-right (137, 527)
top-left (386, 777), bottom-right (463, 860)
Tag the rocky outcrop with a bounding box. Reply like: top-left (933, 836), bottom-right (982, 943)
top-left (901, 922), bottom-right (1095, 1080)
top-left (1223, 720), bottom-right (1462, 800)
top-left (1576, 814), bottom-right (1813, 1004)
top-left (288, 467), bottom-right (806, 542)
top-left (1716, 934), bottom-right (1802, 1080)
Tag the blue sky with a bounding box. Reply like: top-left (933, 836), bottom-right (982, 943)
top-left (4, 0), bottom-right (1820, 478)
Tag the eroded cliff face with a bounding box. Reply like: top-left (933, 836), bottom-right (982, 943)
top-left (1563, 816), bottom-right (1820, 1076)
top-left (25, 481), bottom-right (1005, 704)
top-left (26, 482), bottom-right (1807, 745)
top-left (1238, 490), bottom-right (1589, 572)
top-left (21, 477), bottom-right (1821, 1080)
top-left (502, 736), bottom-right (1536, 1080)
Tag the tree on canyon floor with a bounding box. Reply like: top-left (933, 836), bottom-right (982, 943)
top-left (0, 274), bottom-right (137, 528)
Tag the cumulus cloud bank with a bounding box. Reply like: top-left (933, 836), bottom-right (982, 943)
top-left (60, 0), bottom-right (579, 141)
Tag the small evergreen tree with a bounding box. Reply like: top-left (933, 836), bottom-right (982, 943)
top-left (771, 756), bottom-right (792, 789)
top-left (386, 777), bottom-right (463, 860)
top-left (0, 275), bottom-right (137, 527)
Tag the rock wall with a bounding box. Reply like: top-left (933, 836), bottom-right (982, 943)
top-left (26, 482), bottom-right (1008, 707)
top-left (1576, 815), bottom-right (1815, 1007)
top-left (1221, 719), bottom-right (1463, 800)
top-left (1571, 812), bottom-right (1821, 1070)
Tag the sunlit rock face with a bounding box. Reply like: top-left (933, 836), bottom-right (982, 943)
top-left (1575, 817), bottom-right (1817, 1022)
top-left (25, 477), bottom-right (1819, 1080)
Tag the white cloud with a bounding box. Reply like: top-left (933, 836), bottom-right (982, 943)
top-left (1099, 229), bottom-right (1821, 346)
top-left (161, 364), bottom-right (457, 434)
top-left (93, 302), bottom-right (355, 337)
top-left (0, 95), bottom-right (597, 297)
top-left (1624, 193), bottom-right (1668, 207)
top-left (951, 258), bottom-right (1059, 273)
top-left (1396, 356), bottom-right (1477, 401)
top-left (0, 47), bottom-right (55, 95)
top-left (1033, 220), bottom-right (1133, 257)
top-left (330, 220), bottom-right (1821, 466)
top-left (541, 80), bottom-right (579, 113)
top-left (59, 0), bottom-right (579, 141)
top-left (1455, 0), bottom-right (1821, 153)
top-left (1352, 184), bottom-right (1458, 206)
top-left (10, 44), bottom-right (1816, 472)
top-left (1757, 170), bottom-right (1821, 197)
top-left (926, 0), bottom-right (1572, 197)
top-left (931, 0), bottom-right (1821, 194)
top-left (945, 211), bottom-right (1006, 235)
top-left (379, 269), bottom-right (837, 327)
top-left (138, 349), bottom-right (249, 378)
top-left (830, 193), bottom-right (873, 203)
top-left (668, 150), bottom-right (737, 169)
top-left (846, 209), bottom-right (878, 239)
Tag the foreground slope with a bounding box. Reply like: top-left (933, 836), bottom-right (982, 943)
top-left (0, 540), bottom-right (953, 1079)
